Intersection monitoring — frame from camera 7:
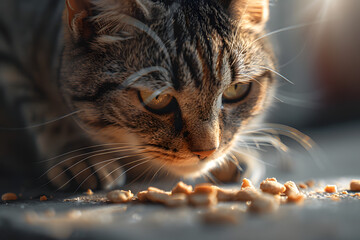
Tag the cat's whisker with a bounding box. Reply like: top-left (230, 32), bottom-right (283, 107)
top-left (226, 152), bottom-right (244, 172)
top-left (37, 143), bottom-right (132, 164)
top-left (44, 153), bottom-right (145, 190)
top-left (239, 20), bottom-right (326, 57)
top-left (125, 165), bottom-right (153, 188)
top-left (56, 156), bottom-right (133, 191)
top-left (231, 149), bottom-right (275, 167)
top-left (74, 157), bottom-right (149, 192)
top-left (39, 146), bottom-right (141, 179)
top-left (204, 172), bottom-right (222, 186)
top-left (121, 66), bottom-right (170, 89)
top-left (106, 159), bottom-right (151, 190)
top-left (51, 149), bottom-right (143, 182)
top-left (144, 85), bottom-right (172, 105)
top-left (243, 123), bottom-right (327, 169)
top-left (148, 162), bottom-right (167, 185)
top-left (255, 66), bottom-right (294, 85)
top-left (0, 110), bottom-right (83, 131)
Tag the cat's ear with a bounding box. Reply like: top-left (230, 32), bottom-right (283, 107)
top-left (222, 0), bottom-right (269, 30)
top-left (65, 0), bottom-right (93, 38)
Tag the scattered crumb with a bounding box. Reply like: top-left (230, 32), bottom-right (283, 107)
top-left (107, 190), bottom-right (134, 203)
top-left (1, 193), bottom-right (18, 201)
top-left (298, 183), bottom-right (308, 189)
top-left (164, 193), bottom-right (188, 207)
top-left (137, 191), bottom-right (149, 202)
top-left (146, 190), bottom-right (171, 204)
top-left (241, 178), bottom-right (255, 189)
top-left (235, 188), bottom-right (260, 202)
top-left (248, 193), bottom-right (280, 213)
top-left (324, 185), bottom-right (337, 193)
top-left (260, 178), bottom-right (286, 195)
top-left (172, 181), bottom-right (193, 195)
top-left (341, 191), bottom-right (348, 195)
top-left (217, 188), bottom-right (237, 202)
top-left (350, 180), bottom-right (360, 191)
top-left (40, 196), bottom-right (48, 201)
top-left (284, 181), bottom-right (305, 204)
top-left (189, 191), bottom-right (217, 207)
top-left (86, 189), bottom-right (94, 195)
top-left (305, 180), bottom-right (315, 188)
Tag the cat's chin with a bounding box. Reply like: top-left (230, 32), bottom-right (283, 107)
top-left (163, 159), bottom-right (221, 179)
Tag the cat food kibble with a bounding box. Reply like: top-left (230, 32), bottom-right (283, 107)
top-left (260, 178), bottom-right (286, 195)
top-left (216, 188), bottom-right (237, 202)
top-left (284, 181), bottom-right (305, 203)
top-left (305, 180), bottom-right (315, 188)
top-left (40, 195), bottom-right (48, 201)
top-left (324, 185), bottom-right (337, 193)
top-left (350, 180), bottom-right (360, 191)
top-left (86, 189), bottom-right (94, 195)
top-left (284, 181), bottom-right (299, 196)
top-left (146, 189), bottom-right (171, 204)
top-left (235, 188), bottom-right (260, 202)
top-left (105, 177), bottom-right (356, 215)
top-left (137, 191), bottom-right (149, 202)
top-left (172, 181), bottom-right (193, 195)
top-left (241, 178), bottom-right (255, 189)
top-left (1, 193), bottom-right (17, 201)
top-left (189, 184), bottom-right (218, 206)
top-left (298, 183), bottom-right (308, 189)
top-left (164, 193), bottom-right (188, 207)
top-left (248, 193), bottom-right (280, 213)
top-left (107, 190), bottom-right (134, 203)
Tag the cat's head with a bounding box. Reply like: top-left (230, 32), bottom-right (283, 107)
top-left (60, 0), bottom-right (276, 178)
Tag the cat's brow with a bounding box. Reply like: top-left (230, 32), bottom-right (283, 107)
top-left (232, 71), bottom-right (269, 85)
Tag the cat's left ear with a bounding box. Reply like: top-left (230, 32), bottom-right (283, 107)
top-left (222, 0), bottom-right (269, 30)
top-left (65, 0), bottom-right (93, 38)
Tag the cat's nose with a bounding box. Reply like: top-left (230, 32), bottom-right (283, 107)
top-left (192, 149), bottom-right (217, 160)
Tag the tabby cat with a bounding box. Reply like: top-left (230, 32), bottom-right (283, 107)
top-left (0, 0), bottom-right (276, 190)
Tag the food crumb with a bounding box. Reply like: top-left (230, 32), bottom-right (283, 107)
top-left (1, 193), bottom-right (18, 201)
top-left (86, 189), bottom-right (94, 195)
top-left (298, 183), bottom-right (308, 189)
top-left (260, 178), bottom-right (286, 195)
top-left (172, 181), bottom-right (193, 195)
top-left (305, 180), bottom-right (315, 188)
top-left (324, 185), bottom-right (337, 193)
top-left (350, 180), bottom-right (360, 191)
top-left (40, 196), bottom-right (48, 201)
top-left (248, 193), bottom-right (279, 213)
top-left (341, 191), bottom-right (348, 195)
top-left (241, 178), bottom-right (255, 189)
top-left (107, 190), bottom-right (134, 203)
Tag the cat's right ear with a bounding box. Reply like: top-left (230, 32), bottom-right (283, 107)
top-left (221, 0), bottom-right (269, 31)
top-left (65, 0), bottom-right (93, 38)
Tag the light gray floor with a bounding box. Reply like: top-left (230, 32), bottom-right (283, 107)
top-left (1, 121), bottom-right (360, 240)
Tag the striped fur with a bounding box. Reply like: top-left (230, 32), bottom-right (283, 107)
top-left (0, 0), bottom-right (276, 190)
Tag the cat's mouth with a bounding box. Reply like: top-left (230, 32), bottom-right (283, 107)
top-left (144, 150), bottom-right (224, 178)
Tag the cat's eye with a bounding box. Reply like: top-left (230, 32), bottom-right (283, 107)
top-left (139, 90), bottom-right (174, 112)
top-left (223, 82), bottom-right (252, 103)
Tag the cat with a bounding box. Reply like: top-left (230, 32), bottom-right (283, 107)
top-left (0, 0), bottom-right (276, 191)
